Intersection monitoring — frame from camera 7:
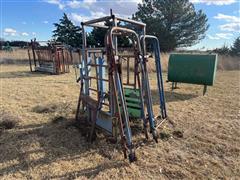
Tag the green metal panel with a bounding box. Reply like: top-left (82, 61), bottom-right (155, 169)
top-left (168, 54), bottom-right (218, 86)
top-left (124, 88), bottom-right (141, 118)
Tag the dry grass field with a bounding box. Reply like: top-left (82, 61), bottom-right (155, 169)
top-left (0, 61), bottom-right (239, 179)
top-left (1, 49), bottom-right (239, 71)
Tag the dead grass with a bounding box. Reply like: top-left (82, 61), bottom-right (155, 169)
top-left (0, 49), bottom-right (29, 64)
top-left (0, 64), bottom-right (240, 179)
top-left (32, 104), bottom-right (58, 113)
top-left (1, 49), bottom-right (239, 71)
top-left (0, 111), bottom-right (20, 130)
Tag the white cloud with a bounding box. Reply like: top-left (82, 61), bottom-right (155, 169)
top-left (22, 21), bottom-right (27, 25)
top-left (21, 32), bottom-right (29, 36)
top-left (70, 11), bottom-right (108, 24)
top-left (219, 23), bottom-right (240, 32)
top-left (44, 0), bottom-right (65, 10)
top-left (3, 28), bottom-right (17, 36)
top-left (190, 0), bottom-right (236, 5)
top-left (32, 32), bottom-right (36, 36)
top-left (67, 0), bottom-right (82, 8)
top-left (214, 13), bottom-right (240, 23)
top-left (215, 33), bottom-right (233, 39)
top-left (43, 20), bottom-right (49, 24)
top-left (214, 13), bottom-right (240, 32)
top-left (87, 1), bottom-right (141, 17)
top-left (67, 0), bottom-right (97, 9)
top-left (70, 13), bottom-right (88, 24)
top-left (207, 33), bottom-right (233, 40)
top-left (90, 11), bottom-right (108, 18)
top-left (44, 0), bottom-right (141, 18)
top-left (83, 0), bottom-right (96, 6)
top-left (207, 34), bottom-right (220, 40)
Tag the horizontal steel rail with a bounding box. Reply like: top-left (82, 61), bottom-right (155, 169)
top-left (86, 76), bottom-right (109, 82)
top-left (82, 16), bottom-right (111, 26)
top-left (115, 16), bottom-right (146, 27)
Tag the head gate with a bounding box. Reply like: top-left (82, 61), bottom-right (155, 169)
top-left (75, 11), bottom-right (167, 162)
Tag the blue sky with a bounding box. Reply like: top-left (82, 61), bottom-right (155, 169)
top-left (1, 0), bottom-right (239, 50)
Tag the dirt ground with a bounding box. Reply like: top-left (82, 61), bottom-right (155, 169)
top-left (0, 64), bottom-right (239, 179)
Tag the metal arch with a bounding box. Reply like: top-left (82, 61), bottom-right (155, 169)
top-left (140, 35), bottom-right (167, 119)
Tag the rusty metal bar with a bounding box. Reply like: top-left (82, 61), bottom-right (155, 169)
top-left (87, 64), bottom-right (108, 68)
top-left (108, 27), bottom-right (142, 52)
top-left (127, 57), bottom-right (130, 85)
top-left (82, 16), bottom-right (111, 26)
top-left (123, 83), bottom-right (135, 86)
top-left (93, 53), bottom-right (100, 99)
top-left (119, 54), bottom-right (136, 58)
top-left (115, 16), bottom-right (146, 27)
top-left (89, 87), bottom-right (98, 92)
top-left (31, 40), bottom-right (37, 67)
top-left (86, 76), bottom-right (109, 82)
top-left (86, 23), bottom-right (109, 29)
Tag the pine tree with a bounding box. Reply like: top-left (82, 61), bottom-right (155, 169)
top-left (231, 37), bottom-right (240, 56)
top-left (90, 27), bottom-right (106, 47)
top-left (53, 13), bottom-right (82, 47)
top-left (134, 0), bottom-right (209, 51)
top-left (90, 21), bottom-right (131, 47)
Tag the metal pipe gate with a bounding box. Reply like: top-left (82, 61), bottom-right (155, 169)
top-left (28, 39), bottom-right (71, 75)
top-left (75, 11), bottom-right (167, 162)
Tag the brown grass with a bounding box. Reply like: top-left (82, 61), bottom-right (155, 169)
top-left (0, 111), bottom-right (20, 131)
top-left (0, 49), bottom-right (29, 64)
top-left (1, 49), bottom-right (239, 71)
top-left (0, 64), bottom-right (239, 179)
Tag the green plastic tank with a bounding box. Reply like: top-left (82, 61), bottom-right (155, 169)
top-left (168, 54), bottom-right (218, 86)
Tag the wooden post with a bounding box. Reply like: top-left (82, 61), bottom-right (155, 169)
top-left (31, 39), bottom-right (37, 68)
top-left (62, 48), bottom-right (65, 73)
top-left (27, 49), bottom-right (33, 72)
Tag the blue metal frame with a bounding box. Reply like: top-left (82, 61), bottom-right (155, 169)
top-left (76, 13), bottom-right (168, 162)
top-left (141, 35), bottom-right (167, 119)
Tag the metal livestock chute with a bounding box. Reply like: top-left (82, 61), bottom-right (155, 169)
top-left (167, 54), bottom-right (218, 95)
top-left (28, 39), bottom-right (71, 74)
top-left (75, 12), bottom-right (167, 162)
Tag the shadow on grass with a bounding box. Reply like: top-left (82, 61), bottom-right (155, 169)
top-left (0, 58), bottom-right (29, 65)
top-left (151, 89), bottom-right (198, 104)
top-left (49, 161), bottom-right (127, 179)
top-left (0, 116), bottom-right (128, 178)
top-left (0, 70), bottom-right (51, 79)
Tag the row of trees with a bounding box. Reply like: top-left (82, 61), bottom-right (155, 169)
top-left (53, 0), bottom-right (209, 51)
top-left (2, 0), bottom-right (238, 55)
top-left (52, 13), bottom-right (131, 48)
top-left (212, 37), bottom-right (240, 56)
top-left (0, 40), bottom-right (29, 49)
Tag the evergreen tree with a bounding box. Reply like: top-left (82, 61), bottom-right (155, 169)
top-left (213, 44), bottom-right (230, 55)
top-left (231, 37), bottom-right (240, 56)
top-left (0, 38), bottom-right (4, 50)
top-left (134, 0), bottom-right (209, 51)
top-left (53, 13), bottom-right (82, 47)
top-left (91, 27), bottom-right (106, 47)
top-left (90, 21), bottom-right (131, 47)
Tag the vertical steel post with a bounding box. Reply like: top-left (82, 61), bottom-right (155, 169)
top-left (112, 14), bottom-right (118, 140)
top-left (82, 24), bottom-right (89, 96)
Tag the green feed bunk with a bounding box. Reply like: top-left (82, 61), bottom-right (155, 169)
top-left (167, 54), bottom-right (218, 95)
